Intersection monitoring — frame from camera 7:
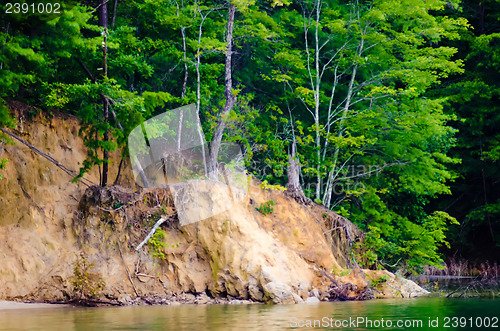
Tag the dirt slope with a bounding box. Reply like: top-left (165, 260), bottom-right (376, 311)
top-left (0, 104), bottom-right (427, 304)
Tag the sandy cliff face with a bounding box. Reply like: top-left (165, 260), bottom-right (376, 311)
top-left (0, 104), bottom-right (427, 304)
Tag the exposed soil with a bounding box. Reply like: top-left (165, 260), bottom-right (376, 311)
top-left (0, 103), bottom-right (428, 306)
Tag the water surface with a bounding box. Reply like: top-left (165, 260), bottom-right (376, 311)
top-left (1, 297), bottom-right (499, 330)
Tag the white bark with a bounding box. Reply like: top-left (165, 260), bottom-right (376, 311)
top-left (135, 217), bottom-right (166, 251)
top-left (324, 5), bottom-right (365, 208)
top-left (208, 3), bottom-right (236, 180)
top-left (195, 2), bottom-right (211, 177)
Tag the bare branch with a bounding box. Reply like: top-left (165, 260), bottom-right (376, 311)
top-left (135, 217), bottom-right (167, 251)
top-left (0, 128), bottom-right (96, 187)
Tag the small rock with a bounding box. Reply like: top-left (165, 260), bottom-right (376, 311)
top-left (118, 294), bottom-right (131, 304)
top-left (263, 282), bottom-right (295, 304)
top-left (165, 291), bottom-right (174, 300)
top-left (392, 277), bottom-right (430, 298)
top-left (298, 281), bottom-right (310, 299)
top-left (260, 266), bottom-right (275, 284)
top-left (248, 277), bottom-right (264, 301)
top-left (320, 292), bottom-right (330, 301)
top-left (310, 288), bottom-right (320, 298)
top-left (292, 293), bottom-right (304, 303)
top-left (230, 300), bottom-right (245, 304)
top-left (180, 293), bottom-right (196, 304)
top-left (305, 296), bottom-right (320, 304)
top-left (195, 293), bottom-right (211, 304)
top-left (299, 281), bottom-right (309, 291)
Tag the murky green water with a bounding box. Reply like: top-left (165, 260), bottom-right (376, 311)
top-left (1, 297), bottom-right (499, 330)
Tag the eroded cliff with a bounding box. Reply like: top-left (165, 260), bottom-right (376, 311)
top-left (0, 104), bottom-right (428, 304)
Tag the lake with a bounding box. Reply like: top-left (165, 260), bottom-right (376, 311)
top-left (1, 297), bottom-right (499, 330)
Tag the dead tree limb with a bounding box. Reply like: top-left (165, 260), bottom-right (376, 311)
top-left (0, 128), bottom-right (96, 187)
top-left (135, 217), bottom-right (166, 251)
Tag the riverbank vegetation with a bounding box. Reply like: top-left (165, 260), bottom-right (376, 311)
top-left (0, 0), bottom-right (498, 275)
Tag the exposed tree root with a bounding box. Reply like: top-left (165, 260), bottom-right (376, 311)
top-left (285, 187), bottom-right (313, 205)
top-left (315, 264), bottom-right (373, 301)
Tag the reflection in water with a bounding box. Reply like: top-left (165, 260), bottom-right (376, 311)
top-left (0, 298), bottom-right (499, 330)
top-left (415, 276), bottom-right (476, 291)
top-left (415, 276), bottom-right (500, 298)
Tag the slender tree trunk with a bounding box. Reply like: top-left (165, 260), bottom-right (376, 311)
top-left (322, 64), bottom-right (339, 161)
top-left (323, 3), bottom-right (365, 207)
top-left (196, 4), bottom-right (210, 177)
top-left (113, 156), bottom-right (124, 185)
top-left (100, 0), bottom-right (109, 187)
top-left (314, 0), bottom-right (322, 202)
top-left (112, 0), bottom-right (118, 28)
top-left (134, 155), bottom-right (150, 187)
top-left (177, 26), bottom-right (188, 152)
top-left (180, 26), bottom-right (188, 99)
top-left (208, 3), bottom-right (236, 180)
top-left (323, 37), bottom-right (363, 208)
top-left (102, 99), bottom-right (109, 187)
top-left (478, 0), bottom-right (485, 35)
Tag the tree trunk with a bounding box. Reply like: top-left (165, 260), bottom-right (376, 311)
top-left (111, 0), bottom-right (118, 28)
top-left (286, 139), bottom-right (311, 204)
top-left (113, 156), bottom-right (124, 185)
top-left (102, 98), bottom-right (109, 187)
top-left (100, 0), bottom-right (109, 187)
top-left (195, 4), bottom-right (210, 177)
top-left (314, 0), bottom-right (322, 202)
top-left (478, 0), bottom-right (485, 35)
top-left (208, 3), bottom-right (236, 180)
top-left (176, 17), bottom-right (189, 152)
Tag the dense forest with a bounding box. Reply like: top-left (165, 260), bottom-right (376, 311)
top-left (0, 0), bottom-right (498, 274)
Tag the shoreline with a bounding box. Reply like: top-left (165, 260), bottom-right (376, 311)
top-left (0, 300), bottom-right (68, 310)
top-left (0, 290), bottom-right (428, 309)
top-left (0, 294), bottom-right (260, 310)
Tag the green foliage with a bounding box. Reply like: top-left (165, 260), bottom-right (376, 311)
top-left (331, 266), bottom-right (352, 277)
top-left (71, 254), bottom-right (105, 300)
top-left (0, 158), bottom-right (7, 180)
top-left (0, 100), bottom-right (15, 129)
top-left (148, 229), bottom-right (168, 260)
top-left (368, 274), bottom-right (389, 288)
top-left (0, 100), bottom-right (12, 181)
top-left (255, 200), bottom-right (275, 215)
top-left (147, 228), bottom-right (179, 261)
top-left (259, 180), bottom-right (286, 192)
top-left (353, 204), bottom-right (459, 273)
